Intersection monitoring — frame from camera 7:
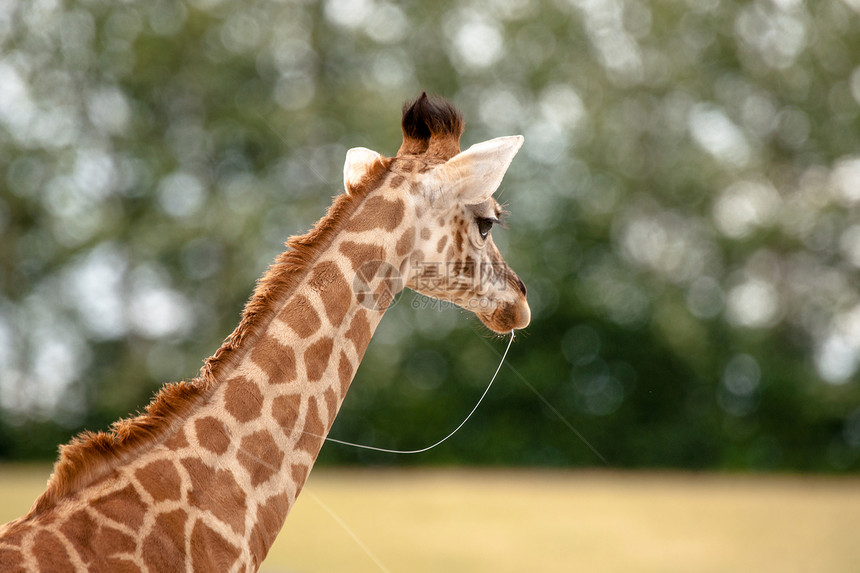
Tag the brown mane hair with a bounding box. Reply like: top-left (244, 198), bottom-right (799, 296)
top-left (30, 155), bottom-right (392, 515)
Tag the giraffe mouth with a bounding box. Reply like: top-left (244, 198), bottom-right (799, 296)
top-left (477, 298), bottom-right (531, 333)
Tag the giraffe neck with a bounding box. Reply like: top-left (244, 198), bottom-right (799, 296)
top-left (154, 185), bottom-right (414, 566)
top-left (0, 179), bottom-right (418, 573)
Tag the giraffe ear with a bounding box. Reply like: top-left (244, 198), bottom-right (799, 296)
top-left (343, 147), bottom-right (382, 194)
top-left (433, 135), bottom-right (523, 205)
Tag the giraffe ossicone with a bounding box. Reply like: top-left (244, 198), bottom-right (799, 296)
top-left (0, 92), bottom-right (529, 572)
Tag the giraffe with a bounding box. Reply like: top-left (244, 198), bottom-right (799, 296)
top-left (0, 93), bottom-right (530, 572)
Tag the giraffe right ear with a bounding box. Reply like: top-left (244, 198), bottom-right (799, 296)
top-left (432, 135), bottom-right (524, 205)
top-left (343, 147), bottom-right (382, 195)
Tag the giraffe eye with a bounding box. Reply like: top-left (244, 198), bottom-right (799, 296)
top-left (476, 217), bottom-right (497, 240)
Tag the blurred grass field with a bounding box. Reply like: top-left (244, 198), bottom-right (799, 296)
top-left (2, 465), bottom-right (858, 573)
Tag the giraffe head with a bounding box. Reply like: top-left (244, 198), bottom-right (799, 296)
top-left (343, 93), bottom-right (530, 333)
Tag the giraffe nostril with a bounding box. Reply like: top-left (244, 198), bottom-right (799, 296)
top-left (514, 276), bottom-right (527, 296)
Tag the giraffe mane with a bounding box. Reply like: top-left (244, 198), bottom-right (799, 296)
top-left (30, 157), bottom-right (392, 515)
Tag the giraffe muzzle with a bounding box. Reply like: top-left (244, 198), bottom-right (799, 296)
top-left (478, 296), bottom-right (531, 333)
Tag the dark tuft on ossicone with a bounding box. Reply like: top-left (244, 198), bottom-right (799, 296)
top-left (401, 92), bottom-right (464, 140)
top-left (398, 92), bottom-right (464, 159)
top-left (401, 92), bottom-right (434, 141)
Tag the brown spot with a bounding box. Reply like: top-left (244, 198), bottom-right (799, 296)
top-left (92, 526), bottom-right (136, 558)
top-left (290, 464), bottom-right (310, 491)
top-left (339, 241), bottom-right (385, 272)
top-left (446, 245), bottom-right (455, 260)
top-left (181, 458), bottom-right (247, 534)
top-left (272, 392), bottom-right (302, 436)
top-left (278, 294), bottom-right (321, 338)
top-left (420, 228), bottom-right (431, 240)
top-left (338, 351), bottom-right (353, 397)
top-left (304, 337), bottom-right (333, 382)
top-left (436, 235), bottom-right (448, 253)
top-left (33, 530), bottom-right (74, 572)
top-left (312, 262), bottom-right (352, 327)
top-left (92, 484), bottom-right (147, 531)
top-left (454, 230), bottom-right (463, 251)
top-left (163, 427), bottom-right (188, 450)
top-left (251, 336), bottom-right (297, 385)
top-left (0, 549), bottom-right (25, 573)
top-left (238, 430), bottom-right (285, 487)
top-left (308, 260), bottom-right (336, 291)
top-left (249, 492), bottom-right (289, 564)
top-left (142, 509), bottom-right (187, 573)
top-left (389, 174), bottom-right (406, 188)
top-left (295, 397), bottom-right (324, 455)
top-left (345, 310), bottom-right (371, 357)
top-left (190, 520), bottom-right (241, 571)
top-left (344, 196), bottom-right (405, 232)
top-left (60, 509), bottom-right (97, 563)
top-left (224, 376), bottom-right (263, 423)
top-left (396, 227), bottom-right (415, 257)
top-left (136, 459), bottom-right (183, 501)
top-left (194, 416), bottom-right (231, 456)
top-left (323, 387), bottom-right (338, 430)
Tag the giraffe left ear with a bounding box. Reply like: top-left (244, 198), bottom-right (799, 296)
top-left (343, 147), bottom-right (382, 194)
top-left (433, 135), bottom-right (524, 205)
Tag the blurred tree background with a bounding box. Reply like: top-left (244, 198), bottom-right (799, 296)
top-left (1, 0), bottom-right (860, 472)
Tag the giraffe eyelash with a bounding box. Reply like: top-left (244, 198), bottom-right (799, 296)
top-left (495, 204), bottom-right (510, 228)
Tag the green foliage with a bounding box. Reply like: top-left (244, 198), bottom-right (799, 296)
top-left (2, 0), bottom-right (860, 470)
